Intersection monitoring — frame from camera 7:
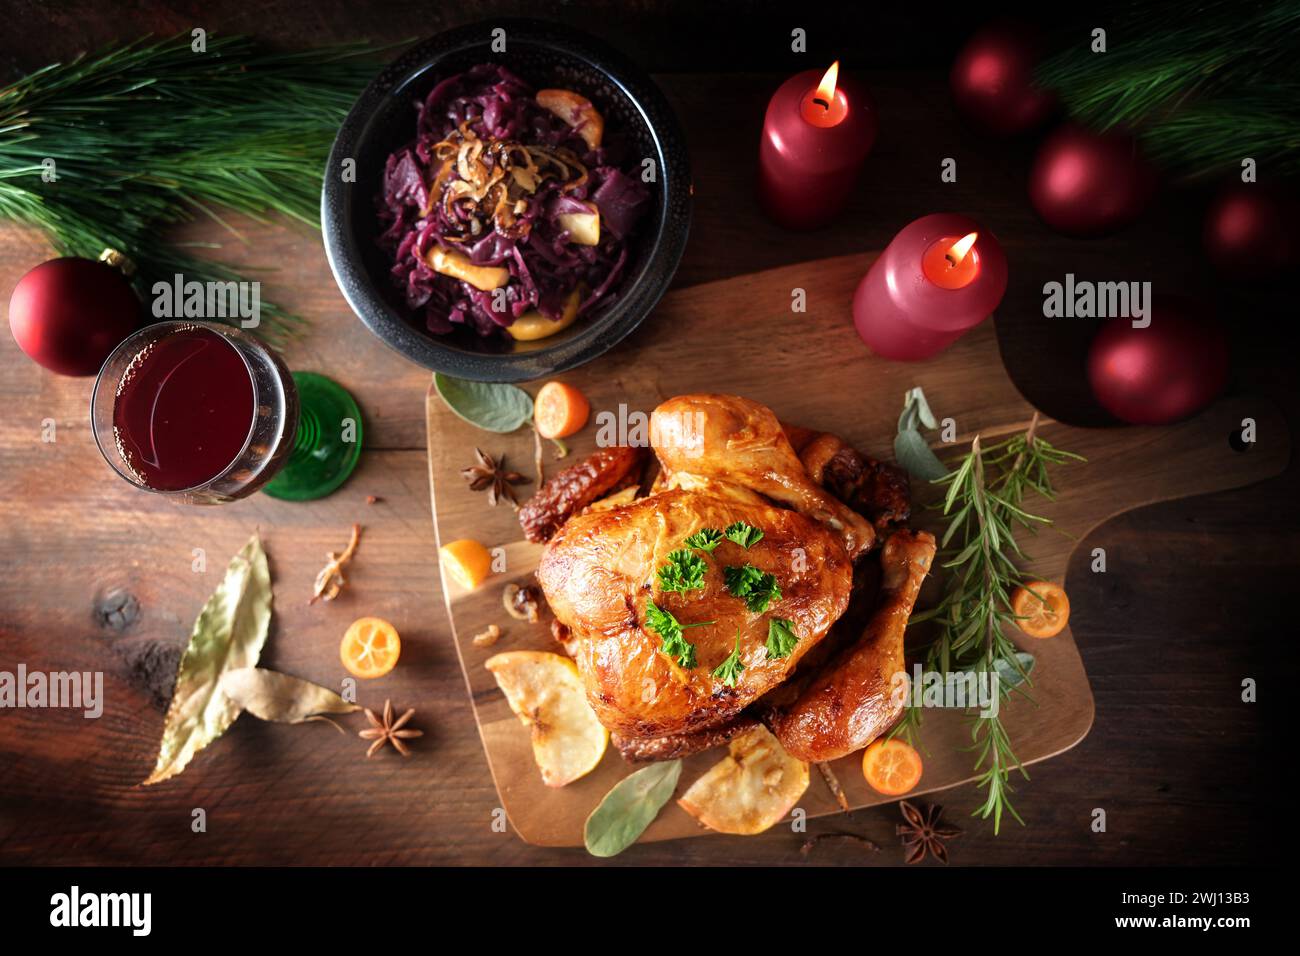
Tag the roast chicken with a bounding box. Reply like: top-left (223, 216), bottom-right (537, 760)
top-left (528, 393), bottom-right (936, 765)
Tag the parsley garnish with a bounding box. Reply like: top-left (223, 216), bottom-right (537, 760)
top-left (712, 631), bottom-right (745, 687)
top-left (643, 600), bottom-right (713, 669)
top-left (683, 527), bottom-right (724, 554)
top-left (766, 618), bottom-right (799, 659)
top-left (657, 549), bottom-right (707, 594)
top-left (724, 521), bottom-right (764, 548)
top-left (723, 563), bottom-right (782, 613)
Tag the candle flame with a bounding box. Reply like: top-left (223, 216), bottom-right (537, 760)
top-left (814, 61), bottom-right (840, 106)
top-left (947, 232), bottom-right (978, 265)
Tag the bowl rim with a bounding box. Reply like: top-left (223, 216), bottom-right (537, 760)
top-left (322, 18), bottom-right (691, 383)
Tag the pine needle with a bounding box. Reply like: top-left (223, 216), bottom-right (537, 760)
top-left (1036, 0), bottom-right (1300, 179)
top-left (0, 34), bottom-right (388, 340)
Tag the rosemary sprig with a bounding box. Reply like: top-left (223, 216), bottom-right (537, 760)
top-left (0, 34), bottom-right (386, 340)
top-left (895, 415), bottom-right (1083, 832)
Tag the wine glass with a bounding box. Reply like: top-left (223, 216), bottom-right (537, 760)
top-left (91, 321), bottom-right (361, 504)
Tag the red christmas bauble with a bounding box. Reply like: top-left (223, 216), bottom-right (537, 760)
top-left (951, 20), bottom-right (1057, 135)
top-left (1028, 123), bottom-right (1158, 237)
top-left (8, 256), bottom-right (140, 376)
top-left (1087, 297), bottom-right (1228, 425)
top-left (1202, 183), bottom-right (1298, 281)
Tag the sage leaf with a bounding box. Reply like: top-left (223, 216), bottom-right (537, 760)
top-left (905, 386), bottom-right (939, 431)
top-left (895, 427), bottom-right (948, 481)
top-left (219, 668), bottom-right (359, 723)
top-left (584, 759), bottom-right (682, 857)
top-left (434, 373), bottom-right (534, 433)
top-left (992, 651), bottom-right (1036, 691)
top-left (142, 534), bottom-right (272, 785)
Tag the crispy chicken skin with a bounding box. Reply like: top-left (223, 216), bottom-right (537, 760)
top-left (652, 394), bottom-right (876, 559)
top-left (787, 428), bottom-right (911, 530)
top-left (611, 714), bottom-right (761, 763)
top-left (537, 489), bottom-right (853, 737)
top-left (769, 529), bottom-right (936, 762)
top-left (519, 445), bottom-right (645, 543)
top-left (530, 392), bottom-right (925, 761)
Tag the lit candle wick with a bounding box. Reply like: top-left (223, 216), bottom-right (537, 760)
top-left (923, 232), bottom-right (981, 290)
top-left (948, 231), bottom-right (978, 265)
top-left (800, 60), bottom-right (847, 127)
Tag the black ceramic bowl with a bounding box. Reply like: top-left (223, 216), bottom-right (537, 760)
top-left (322, 19), bottom-right (691, 382)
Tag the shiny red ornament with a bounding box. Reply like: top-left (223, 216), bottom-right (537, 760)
top-left (8, 257), bottom-right (140, 376)
top-left (1202, 183), bottom-right (1298, 281)
top-left (950, 20), bottom-right (1057, 135)
top-left (1028, 123), bottom-right (1157, 237)
top-left (1087, 298), bottom-right (1228, 425)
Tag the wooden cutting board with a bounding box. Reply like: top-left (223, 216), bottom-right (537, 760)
top-left (426, 251), bottom-right (1289, 847)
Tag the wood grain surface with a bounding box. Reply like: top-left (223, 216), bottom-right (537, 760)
top-left (0, 2), bottom-right (1294, 866)
top-left (429, 253), bottom-right (1289, 846)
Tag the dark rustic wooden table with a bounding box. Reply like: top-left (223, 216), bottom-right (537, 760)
top-left (0, 1), bottom-right (1290, 866)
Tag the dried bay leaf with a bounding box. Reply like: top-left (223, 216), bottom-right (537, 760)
top-left (584, 759), bottom-right (682, 857)
top-left (141, 534), bottom-right (272, 785)
top-left (220, 667), bottom-right (359, 723)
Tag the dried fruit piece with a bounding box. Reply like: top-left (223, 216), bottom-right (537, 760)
top-left (485, 650), bottom-right (608, 787)
top-left (677, 725), bottom-right (809, 835)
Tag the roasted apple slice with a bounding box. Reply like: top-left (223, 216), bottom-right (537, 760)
top-left (677, 725), bottom-right (809, 835)
top-left (427, 247), bottom-right (510, 291)
top-left (507, 287), bottom-right (581, 342)
top-left (558, 201), bottom-right (601, 246)
top-left (536, 88), bottom-right (604, 150)
top-left (485, 651), bottom-right (608, 787)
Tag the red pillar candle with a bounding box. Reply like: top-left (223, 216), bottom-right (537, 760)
top-left (853, 213), bottom-right (1008, 361)
top-left (758, 62), bottom-right (877, 230)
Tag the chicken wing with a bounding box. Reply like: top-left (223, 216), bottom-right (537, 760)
top-left (652, 394), bottom-right (876, 558)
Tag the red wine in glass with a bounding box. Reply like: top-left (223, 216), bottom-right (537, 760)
top-left (93, 321), bottom-right (299, 503)
top-left (112, 326), bottom-right (256, 491)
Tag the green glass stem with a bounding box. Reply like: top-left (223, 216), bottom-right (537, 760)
top-left (263, 371), bottom-right (363, 501)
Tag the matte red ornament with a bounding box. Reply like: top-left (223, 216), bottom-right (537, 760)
top-left (8, 257), bottom-right (140, 376)
top-left (1202, 183), bottom-right (1298, 281)
top-left (1028, 123), bottom-right (1157, 237)
top-left (950, 20), bottom-right (1057, 135)
top-left (1087, 297), bottom-right (1228, 425)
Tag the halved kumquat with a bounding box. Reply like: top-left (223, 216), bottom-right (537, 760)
top-left (862, 738), bottom-right (924, 796)
top-left (534, 381), bottom-right (590, 440)
top-left (340, 617), bottom-right (401, 679)
top-left (1010, 581), bottom-right (1070, 639)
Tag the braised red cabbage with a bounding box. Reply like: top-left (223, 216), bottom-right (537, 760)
top-left (377, 64), bottom-right (650, 339)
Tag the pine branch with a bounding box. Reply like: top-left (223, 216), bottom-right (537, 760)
top-left (1036, 0), bottom-right (1300, 179)
top-left (0, 34), bottom-right (388, 340)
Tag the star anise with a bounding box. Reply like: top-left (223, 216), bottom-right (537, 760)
top-left (897, 800), bottom-right (962, 864)
top-left (461, 448), bottom-right (530, 507)
top-left (358, 699), bottom-right (424, 758)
